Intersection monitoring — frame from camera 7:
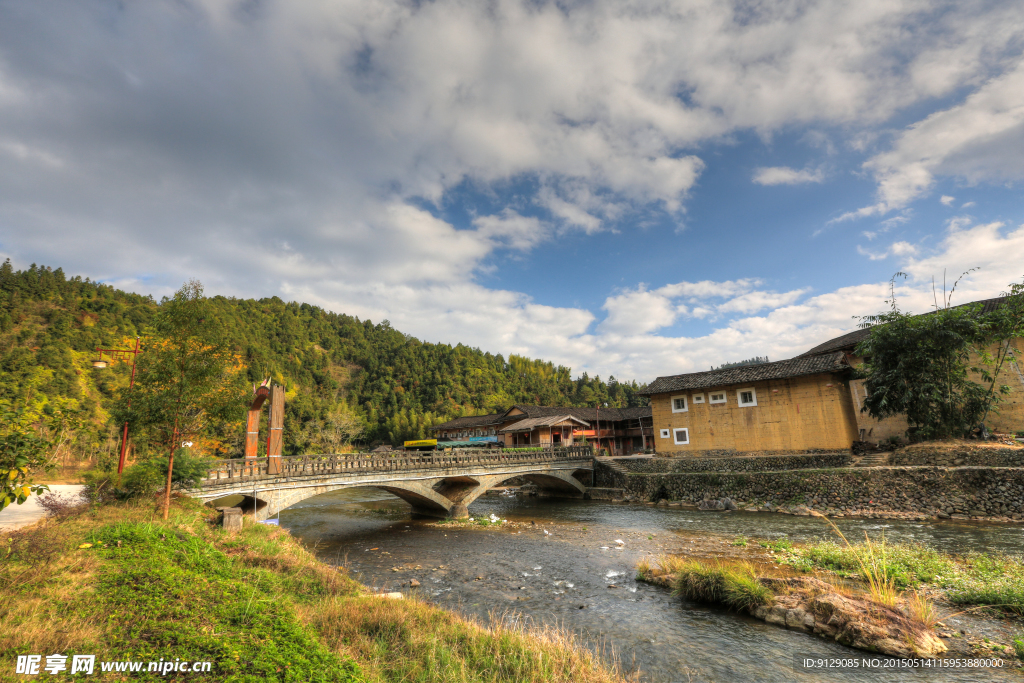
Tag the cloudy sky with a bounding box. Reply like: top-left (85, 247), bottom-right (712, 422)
top-left (1, 0), bottom-right (1023, 382)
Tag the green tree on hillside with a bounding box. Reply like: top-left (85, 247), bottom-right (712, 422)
top-left (113, 280), bottom-right (246, 518)
top-left (1, 261), bottom-right (647, 452)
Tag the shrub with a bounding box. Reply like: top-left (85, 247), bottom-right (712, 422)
top-left (673, 561), bottom-right (727, 603)
top-left (723, 566), bottom-right (774, 611)
top-left (36, 490), bottom-right (88, 518)
top-left (120, 464), bottom-right (165, 498)
top-left (673, 560), bottom-right (774, 611)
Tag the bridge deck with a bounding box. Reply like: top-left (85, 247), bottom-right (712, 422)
top-left (198, 446), bottom-right (593, 484)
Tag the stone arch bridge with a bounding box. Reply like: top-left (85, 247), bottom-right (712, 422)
top-left (187, 447), bottom-right (594, 521)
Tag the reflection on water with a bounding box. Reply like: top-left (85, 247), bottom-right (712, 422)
top-left (281, 488), bottom-right (1022, 683)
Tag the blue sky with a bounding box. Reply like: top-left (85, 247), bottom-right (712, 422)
top-left (0, 0), bottom-right (1022, 382)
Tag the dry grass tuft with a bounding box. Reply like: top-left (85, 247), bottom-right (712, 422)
top-left (309, 596), bottom-right (635, 683)
top-left (811, 512), bottom-right (901, 608)
top-left (904, 590), bottom-right (941, 628)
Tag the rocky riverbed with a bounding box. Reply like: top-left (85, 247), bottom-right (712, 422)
top-left (282, 488), bottom-right (1024, 681)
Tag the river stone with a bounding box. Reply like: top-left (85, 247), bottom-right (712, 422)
top-left (722, 497), bottom-right (738, 511)
top-left (785, 609), bottom-right (810, 631)
top-left (765, 605), bottom-right (788, 626)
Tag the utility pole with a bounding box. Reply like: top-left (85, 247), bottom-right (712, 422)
top-left (95, 337), bottom-right (142, 474)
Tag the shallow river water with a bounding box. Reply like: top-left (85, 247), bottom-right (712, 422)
top-left (279, 490), bottom-right (1024, 683)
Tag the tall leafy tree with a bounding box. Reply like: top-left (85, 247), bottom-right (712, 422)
top-left (978, 276), bottom-right (1024, 424)
top-left (114, 280), bottom-right (245, 518)
top-left (0, 375), bottom-right (82, 510)
top-left (857, 272), bottom-right (1014, 440)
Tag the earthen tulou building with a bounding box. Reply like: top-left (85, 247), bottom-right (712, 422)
top-left (641, 296), bottom-right (1024, 455)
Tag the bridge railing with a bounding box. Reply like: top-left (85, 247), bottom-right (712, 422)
top-left (199, 445), bottom-right (594, 483)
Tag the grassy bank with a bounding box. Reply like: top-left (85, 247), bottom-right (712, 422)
top-left (634, 555), bottom-right (947, 658)
top-left (1, 497), bottom-right (630, 683)
top-left (780, 539), bottom-right (1024, 614)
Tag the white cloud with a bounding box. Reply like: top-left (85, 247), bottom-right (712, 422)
top-left (940, 195), bottom-right (955, 206)
top-left (752, 166), bottom-right (826, 186)
top-left (0, 0), bottom-right (1023, 386)
top-left (859, 61), bottom-right (1024, 214)
top-left (472, 210), bottom-right (550, 252)
top-left (857, 240), bottom-right (918, 261)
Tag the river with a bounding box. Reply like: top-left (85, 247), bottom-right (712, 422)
top-left (279, 489), bottom-right (1023, 683)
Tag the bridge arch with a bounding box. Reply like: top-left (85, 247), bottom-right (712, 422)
top-left (197, 470), bottom-right (590, 521)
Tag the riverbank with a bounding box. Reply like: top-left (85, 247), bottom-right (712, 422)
top-left (280, 486), bottom-right (1024, 681)
top-left (0, 496), bottom-right (632, 683)
top-left (634, 534), bottom-right (1024, 665)
top-left (596, 443), bottom-right (1024, 523)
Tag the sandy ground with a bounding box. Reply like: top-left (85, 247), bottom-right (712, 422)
top-left (0, 485), bottom-right (86, 530)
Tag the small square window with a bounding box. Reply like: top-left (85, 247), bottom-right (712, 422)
top-left (659, 429), bottom-right (670, 439)
top-left (737, 388), bottom-right (757, 407)
top-left (673, 428), bottom-right (689, 445)
top-left (671, 395), bottom-right (688, 413)
top-left (709, 392), bottom-right (727, 404)
top-left (692, 393), bottom-right (705, 404)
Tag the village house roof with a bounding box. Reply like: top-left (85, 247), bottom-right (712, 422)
top-left (640, 352), bottom-right (850, 395)
top-left (506, 404), bottom-right (651, 422)
top-left (797, 295), bottom-right (1011, 358)
top-left (498, 415), bottom-right (590, 432)
top-left (429, 413), bottom-right (507, 431)
top-left (430, 404), bottom-right (652, 432)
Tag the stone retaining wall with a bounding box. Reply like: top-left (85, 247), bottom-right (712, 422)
top-left (605, 466), bottom-right (1024, 519)
top-left (620, 453), bottom-right (853, 474)
top-left (891, 445), bottom-right (1024, 467)
top-left (653, 448), bottom-right (845, 459)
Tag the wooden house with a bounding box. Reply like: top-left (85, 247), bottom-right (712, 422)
top-left (430, 404), bottom-right (653, 454)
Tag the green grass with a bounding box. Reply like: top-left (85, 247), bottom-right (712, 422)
top-left (732, 536), bottom-right (748, 547)
top-left (2, 498), bottom-right (630, 683)
top-left (435, 516), bottom-right (506, 527)
top-left (785, 539), bottom-right (1024, 614)
top-left (782, 540), bottom-right (951, 588)
top-left (672, 560), bottom-right (774, 612)
top-left (758, 538), bottom-right (793, 552)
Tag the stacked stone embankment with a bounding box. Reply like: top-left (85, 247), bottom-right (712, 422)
top-left (891, 444), bottom-right (1024, 467)
top-left (594, 454), bottom-right (1024, 521)
top-left (623, 452), bottom-right (852, 473)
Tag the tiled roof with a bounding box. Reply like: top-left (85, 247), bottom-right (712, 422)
top-left (430, 413), bottom-right (507, 431)
top-left (507, 405), bottom-right (652, 422)
top-left (498, 415), bottom-right (590, 432)
top-left (798, 296), bottom-right (1011, 358)
top-left (640, 352), bottom-right (849, 395)
top-left (431, 405), bottom-right (651, 431)
top-left (797, 328), bottom-right (871, 358)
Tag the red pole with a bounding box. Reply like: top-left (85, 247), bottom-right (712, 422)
top-left (116, 337), bottom-right (141, 475)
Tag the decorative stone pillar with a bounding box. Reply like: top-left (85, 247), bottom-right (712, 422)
top-left (221, 507), bottom-right (243, 531)
top-left (266, 384), bottom-right (285, 475)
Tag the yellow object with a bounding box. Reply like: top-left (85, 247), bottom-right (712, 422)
top-left (403, 439), bottom-right (438, 448)
top-left (78, 543), bottom-right (93, 549)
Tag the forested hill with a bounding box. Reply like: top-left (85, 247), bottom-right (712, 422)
top-left (0, 261), bottom-right (646, 453)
